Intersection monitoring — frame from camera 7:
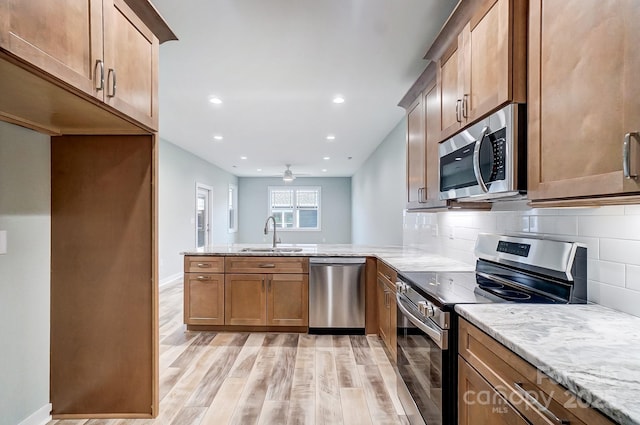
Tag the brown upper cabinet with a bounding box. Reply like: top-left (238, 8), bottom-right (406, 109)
top-left (527, 0), bottom-right (640, 205)
top-left (0, 0), bottom-right (171, 131)
top-left (426, 0), bottom-right (527, 142)
top-left (400, 63), bottom-right (448, 210)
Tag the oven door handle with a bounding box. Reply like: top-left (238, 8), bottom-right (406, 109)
top-left (472, 126), bottom-right (490, 193)
top-left (396, 294), bottom-right (448, 350)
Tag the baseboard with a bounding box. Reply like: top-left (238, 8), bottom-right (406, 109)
top-left (159, 272), bottom-right (182, 287)
top-left (18, 403), bottom-right (51, 425)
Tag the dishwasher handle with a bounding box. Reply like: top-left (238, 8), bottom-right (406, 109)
top-left (309, 257), bottom-right (366, 265)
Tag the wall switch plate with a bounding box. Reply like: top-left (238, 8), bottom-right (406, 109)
top-left (0, 230), bottom-right (6, 254)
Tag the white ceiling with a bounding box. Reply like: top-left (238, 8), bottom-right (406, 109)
top-left (152, 0), bottom-right (458, 178)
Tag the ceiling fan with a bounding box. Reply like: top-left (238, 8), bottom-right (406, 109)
top-left (282, 164), bottom-right (296, 182)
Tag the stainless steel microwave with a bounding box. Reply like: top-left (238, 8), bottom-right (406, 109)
top-left (438, 103), bottom-right (526, 201)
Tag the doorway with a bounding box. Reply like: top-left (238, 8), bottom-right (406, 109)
top-left (195, 183), bottom-right (213, 248)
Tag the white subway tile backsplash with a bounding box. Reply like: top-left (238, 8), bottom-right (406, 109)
top-left (529, 215), bottom-right (578, 236)
top-left (600, 239), bottom-right (640, 266)
top-left (624, 205), bottom-right (640, 215)
top-left (495, 214), bottom-right (529, 233)
top-left (578, 215), bottom-right (640, 240)
top-left (587, 259), bottom-right (626, 287)
top-left (586, 281), bottom-right (640, 317)
top-left (627, 265), bottom-right (640, 292)
top-left (403, 204), bottom-right (640, 317)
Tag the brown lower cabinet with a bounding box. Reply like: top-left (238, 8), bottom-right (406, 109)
top-left (225, 273), bottom-right (309, 326)
top-left (377, 260), bottom-right (397, 361)
top-left (458, 319), bottom-right (615, 425)
top-left (184, 256), bottom-right (310, 330)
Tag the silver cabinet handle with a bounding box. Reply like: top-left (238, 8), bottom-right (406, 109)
top-left (514, 382), bottom-right (569, 425)
top-left (623, 132), bottom-right (639, 179)
top-left (462, 94), bottom-right (469, 118)
top-left (95, 60), bottom-right (104, 91)
top-left (472, 126), bottom-right (490, 193)
top-left (107, 68), bottom-right (117, 98)
top-left (195, 275), bottom-right (213, 281)
top-left (259, 263), bottom-right (276, 268)
top-left (196, 263), bottom-right (212, 268)
top-left (455, 99), bottom-right (462, 123)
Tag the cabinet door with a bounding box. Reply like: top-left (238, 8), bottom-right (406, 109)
top-left (0, 0), bottom-right (103, 99)
top-left (528, 0), bottom-right (640, 200)
top-left (267, 274), bottom-right (309, 326)
top-left (377, 278), bottom-right (390, 345)
top-left (458, 358), bottom-right (530, 425)
top-left (424, 81), bottom-right (447, 207)
top-left (184, 273), bottom-right (224, 325)
top-left (103, 0), bottom-right (159, 130)
top-left (406, 93), bottom-right (426, 208)
top-left (439, 43), bottom-right (463, 139)
top-left (225, 274), bottom-right (266, 326)
top-left (465, 0), bottom-right (511, 122)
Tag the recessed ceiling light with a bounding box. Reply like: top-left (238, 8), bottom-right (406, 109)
top-left (257, 168), bottom-right (262, 172)
top-left (213, 135), bottom-right (223, 141)
top-left (332, 96), bottom-right (345, 104)
top-left (326, 135), bottom-right (336, 141)
top-left (209, 97), bottom-right (223, 104)
top-left (240, 156), bottom-right (247, 160)
top-left (322, 169), bottom-right (327, 172)
top-left (323, 156), bottom-right (330, 160)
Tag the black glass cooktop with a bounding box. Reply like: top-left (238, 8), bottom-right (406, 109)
top-left (398, 270), bottom-right (562, 308)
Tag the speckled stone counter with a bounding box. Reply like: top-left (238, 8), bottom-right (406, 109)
top-left (181, 244), bottom-right (475, 273)
top-left (456, 304), bottom-right (640, 425)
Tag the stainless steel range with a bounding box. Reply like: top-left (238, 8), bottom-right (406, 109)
top-left (395, 233), bottom-right (587, 425)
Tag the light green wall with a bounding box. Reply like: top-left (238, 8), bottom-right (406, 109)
top-left (158, 139), bottom-right (238, 281)
top-left (238, 177), bottom-right (352, 244)
top-left (0, 122), bottom-right (51, 425)
top-left (351, 117), bottom-right (406, 245)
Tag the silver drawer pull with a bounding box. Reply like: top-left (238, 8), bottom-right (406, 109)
top-left (196, 275), bottom-right (212, 281)
top-left (259, 263), bottom-right (276, 268)
top-left (514, 382), bottom-right (569, 425)
top-left (196, 263), bottom-right (211, 268)
top-left (623, 132), bottom-right (639, 179)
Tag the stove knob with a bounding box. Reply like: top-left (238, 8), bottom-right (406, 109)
top-left (417, 301), bottom-right (428, 316)
top-left (395, 282), bottom-right (407, 294)
top-left (425, 302), bottom-right (435, 317)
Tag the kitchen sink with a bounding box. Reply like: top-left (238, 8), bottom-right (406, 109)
top-left (240, 247), bottom-right (304, 253)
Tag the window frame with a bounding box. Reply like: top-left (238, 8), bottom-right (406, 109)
top-left (267, 186), bottom-right (322, 232)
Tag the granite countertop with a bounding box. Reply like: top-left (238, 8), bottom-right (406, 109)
top-left (181, 244), bottom-right (474, 273)
top-left (456, 304), bottom-right (640, 425)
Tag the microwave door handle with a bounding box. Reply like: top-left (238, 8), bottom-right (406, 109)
top-left (473, 126), bottom-right (490, 193)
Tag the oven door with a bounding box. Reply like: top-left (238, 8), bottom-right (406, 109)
top-left (396, 293), bottom-right (448, 425)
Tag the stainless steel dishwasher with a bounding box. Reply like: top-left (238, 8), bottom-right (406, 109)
top-left (309, 257), bottom-right (366, 333)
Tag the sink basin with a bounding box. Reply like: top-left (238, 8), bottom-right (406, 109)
top-left (240, 247), bottom-right (303, 253)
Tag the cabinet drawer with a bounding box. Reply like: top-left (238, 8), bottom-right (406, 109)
top-left (459, 319), bottom-right (615, 425)
top-left (184, 256), bottom-right (224, 273)
top-left (225, 256), bottom-right (308, 274)
top-left (377, 260), bottom-right (397, 288)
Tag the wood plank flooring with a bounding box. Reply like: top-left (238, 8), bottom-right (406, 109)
top-left (49, 279), bottom-right (408, 425)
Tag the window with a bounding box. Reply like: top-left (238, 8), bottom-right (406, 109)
top-left (268, 186), bottom-right (321, 231)
top-left (228, 184), bottom-right (238, 233)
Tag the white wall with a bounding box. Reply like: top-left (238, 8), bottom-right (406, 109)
top-left (159, 139), bottom-right (238, 281)
top-left (0, 122), bottom-right (51, 425)
top-left (403, 201), bottom-right (640, 317)
top-left (351, 117), bottom-right (406, 245)
top-left (238, 177), bottom-right (351, 244)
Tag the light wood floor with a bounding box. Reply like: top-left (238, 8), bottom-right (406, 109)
top-left (49, 279), bottom-right (409, 425)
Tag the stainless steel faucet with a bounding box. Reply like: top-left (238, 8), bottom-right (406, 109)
top-left (264, 215), bottom-right (280, 248)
